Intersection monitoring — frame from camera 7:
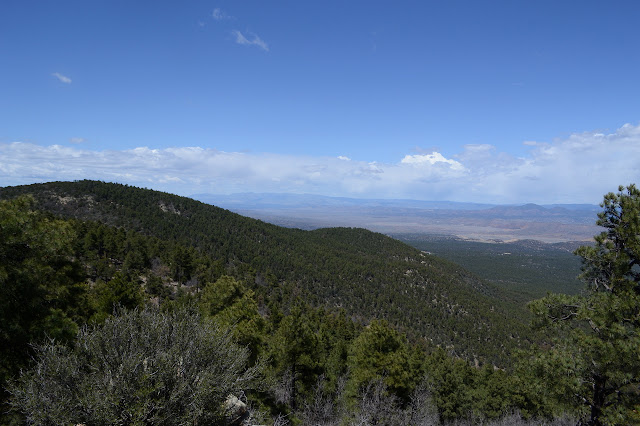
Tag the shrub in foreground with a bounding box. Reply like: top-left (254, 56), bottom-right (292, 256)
top-left (10, 306), bottom-right (263, 425)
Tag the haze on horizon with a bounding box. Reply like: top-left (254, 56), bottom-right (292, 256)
top-left (1, 1), bottom-right (639, 205)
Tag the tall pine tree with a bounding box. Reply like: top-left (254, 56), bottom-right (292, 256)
top-left (528, 184), bottom-right (640, 425)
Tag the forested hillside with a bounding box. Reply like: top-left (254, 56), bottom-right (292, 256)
top-left (0, 180), bottom-right (529, 364)
top-left (2, 181), bottom-right (638, 425)
top-left (396, 235), bottom-right (584, 302)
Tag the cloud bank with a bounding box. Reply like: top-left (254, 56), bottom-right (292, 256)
top-left (1, 124), bottom-right (639, 204)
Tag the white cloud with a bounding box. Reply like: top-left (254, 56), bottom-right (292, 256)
top-left (401, 152), bottom-right (464, 170)
top-left (52, 72), bottom-right (72, 84)
top-left (338, 156), bottom-right (351, 161)
top-left (1, 123), bottom-right (639, 204)
top-left (212, 8), bottom-right (231, 21)
top-left (232, 30), bottom-right (269, 52)
top-left (69, 137), bottom-right (87, 144)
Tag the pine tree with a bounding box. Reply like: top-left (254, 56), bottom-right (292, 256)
top-left (269, 303), bottom-right (320, 410)
top-left (528, 184), bottom-right (640, 425)
top-left (347, 319), bottom-right (415, 403)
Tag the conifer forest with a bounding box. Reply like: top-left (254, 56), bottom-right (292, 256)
top-left (1, 181), bottom-right (638, 425)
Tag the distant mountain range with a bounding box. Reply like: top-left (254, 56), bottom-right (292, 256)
top-left (192, 193), bottom-right (497, 210)
top-left (192, 193), bottom-right (601, 243)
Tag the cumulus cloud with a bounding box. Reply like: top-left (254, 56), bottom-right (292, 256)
top-left (401, 152), bottom-right (464, 170)
top-left (52, 72), bottom-right (72, 84)
top-left (232, 30), bottom-right (269, 51)
top-left (2, 124), bottom-right (639, 204)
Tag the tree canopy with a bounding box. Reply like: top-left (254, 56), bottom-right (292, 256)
top-left (0, 196), bottom-right (87, 405)
top-left (528, 184), bottom-right (640, 425)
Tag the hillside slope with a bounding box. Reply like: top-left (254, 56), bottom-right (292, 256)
top-left (0, 180), bottom-right (530, 364)
top-left (397, 235), bottom-right (584, 302)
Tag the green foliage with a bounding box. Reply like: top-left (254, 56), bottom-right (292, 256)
top-left (526, 184), bottom-right (640, 425)
top-left (200, 276), bottom-right (265, 361)
top-left (89, 271), bottom-right (144, 322)
top-left (315, 308), bottom-right (359, 393)
top-left (347, 319), bottom-right (417, 402)
top-left (576, 184), bottom-right (640, 293)
top-left (425, 348), bottom-right (476, 421)
top-left (200, 275), bottom-right (245, 314)
top-left (424, 349), bottom-right (519, 423)
top-left (471, 365), bottom-right (514, 420)
top-left (269, 303), bottom-right (321, 410)
top-left (9, 306), bottom-right (263, 425)
top-left (0, 196), bottom-right (87, 416)
top-left (511, 345), bottom-right (583, 419)
top-left (145, 274), bottom-right (171, 300)
top-left (399, 235), bottom-right (584, 301)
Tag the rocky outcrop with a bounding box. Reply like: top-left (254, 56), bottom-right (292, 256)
top-left (224, 395), bottom-right (251, 426)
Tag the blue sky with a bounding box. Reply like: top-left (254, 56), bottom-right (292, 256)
top-left (1, 0), bottom-right (639, 203)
